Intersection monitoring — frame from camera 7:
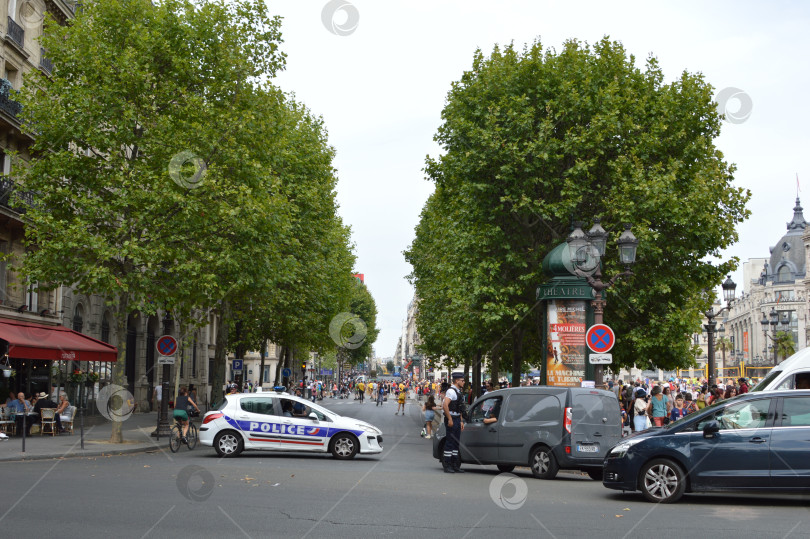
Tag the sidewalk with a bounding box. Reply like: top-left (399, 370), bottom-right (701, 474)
top-left (0, 412), bottom-right (169, 462)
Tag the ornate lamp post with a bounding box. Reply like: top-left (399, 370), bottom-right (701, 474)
top-left (761, 308), bottom-right (790, 364)
top-left (704, 276), bottom-right (736, 386)
top-left (567, 220), bottom-right (639, 388)
top-left (152, 311), bottom-right (174, 438)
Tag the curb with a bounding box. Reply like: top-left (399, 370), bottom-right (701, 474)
top-left (0, 443), bottom-right (158, 462)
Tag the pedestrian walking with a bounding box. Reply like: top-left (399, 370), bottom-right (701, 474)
top-left (646, 386), bottom-right (669, 427)
top-left (633, 389), bottom-right (648, 432)
top-left (441, 372), bottom-right (466, 473)
top-left (421, 395), bottom-right (436, 438)
top-left (396, 385), bottom-right (406, 414)
top-left (377, 382), bottom-right (386, 406)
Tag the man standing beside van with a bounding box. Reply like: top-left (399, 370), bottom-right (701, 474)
top-left (442, 372), bottom-right (466, 473)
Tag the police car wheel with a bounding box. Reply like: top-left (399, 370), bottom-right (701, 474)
top-left (330, 433), bottom-right (358, 459)
top-left (530, 446), bottom-right (558, 479)
top-left (214, 431), bottom-right (243, 458)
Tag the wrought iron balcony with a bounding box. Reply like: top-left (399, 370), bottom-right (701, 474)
top-left (0, 177), bottom-right (33, 213)
top-left (6, 17), bottom-right (24, 50)
top-left (0, 79), bottom-right (21, 120)
top-left (40, 48), bottom-right (53, 75)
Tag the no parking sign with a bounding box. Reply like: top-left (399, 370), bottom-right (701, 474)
top-left (586, 324), bottom-right (615, 353)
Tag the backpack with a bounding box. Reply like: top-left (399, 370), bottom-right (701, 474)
top-left (622, 386), bottom-right (633, 404)
top-left (449, 387), bottom-right (469, 417)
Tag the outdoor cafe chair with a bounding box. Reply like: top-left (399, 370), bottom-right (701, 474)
top-left (40, 408), bottom-right (57, 436)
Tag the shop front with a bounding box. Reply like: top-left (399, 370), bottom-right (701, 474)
top-left (0, 319), bottom-right (117, 411)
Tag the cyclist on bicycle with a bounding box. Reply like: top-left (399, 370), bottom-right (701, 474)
top-left (173, 387), bottom-right (200, 444)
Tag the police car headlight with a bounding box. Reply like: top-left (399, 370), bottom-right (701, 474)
top-left (360, 424), bottom-right (381, 435)
top-left (609, 439), bottom-right (643, 458)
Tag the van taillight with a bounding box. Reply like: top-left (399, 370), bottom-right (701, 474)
top-left (564, 407), bottom-right (572, 433)
top-left (203, 412), bottom-right (223, 425)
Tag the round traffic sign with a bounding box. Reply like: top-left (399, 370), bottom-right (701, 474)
top-left (156, 335), bottom-right (178, 356)
top-left (586, 324), bottom-right (615, 353)
top-left (282, 368), bottom-right (292, 378)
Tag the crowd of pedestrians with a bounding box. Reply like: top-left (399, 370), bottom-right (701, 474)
top-left (610, 376), bottom-right (751, 433)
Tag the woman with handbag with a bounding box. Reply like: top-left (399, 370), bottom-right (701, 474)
top-left (633, 389), bottom-right (648, 432)
top-left (647, 386), bottom-right (669, 427)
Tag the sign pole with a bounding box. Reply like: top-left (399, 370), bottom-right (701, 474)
top-left (151, 330), bottom-right (177, 438)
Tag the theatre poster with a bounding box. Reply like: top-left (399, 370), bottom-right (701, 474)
top-left (546, 299), bottom-right (587, 387)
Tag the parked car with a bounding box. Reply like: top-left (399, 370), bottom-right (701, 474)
top-left (602, 389), bottom-right (810, 503)
top-left (432, 386), bottom-right (622, 479)
top-left (199, 392), bottom-right (383, 459)
top-left (750, 349), bottom-right (810, 391)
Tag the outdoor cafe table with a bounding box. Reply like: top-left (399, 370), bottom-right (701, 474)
top-left (11, 411), bottom-right (39, 436)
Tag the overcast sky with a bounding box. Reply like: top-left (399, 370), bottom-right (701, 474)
top-left (268, 0), bottom-right (810, 357)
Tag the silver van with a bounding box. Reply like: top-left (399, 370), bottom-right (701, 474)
top-left (751, 348), bottom-right (810, 391)
top-left (432, 386), bottom-right (622, 479)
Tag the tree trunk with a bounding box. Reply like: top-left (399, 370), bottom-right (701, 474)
top-left (274, 345), bottom-right (285, 386)
top-left (174, 330), bottom-right (185, 405)
top-left (259, 340), bottom-right (267, 389)
top-left (210, 300), bottom-right (230, 408)
top-left (463, 357), bottom-right (471, 397)
top-left (281, 344), bottom-right (292, 386)
top-left (472, 350), bottom-right (482, 399)
top-left (490, 350), bottom-right (499, 388)
top-left (512, 328), bottom-right (524, 387)
top-left (109, 291), bottom-right (129, 443)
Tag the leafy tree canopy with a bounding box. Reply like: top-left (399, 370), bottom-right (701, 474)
top-left (408, 37), bottom-right (750, 374)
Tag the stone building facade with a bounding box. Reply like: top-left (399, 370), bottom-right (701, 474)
top-left (724, 198), bottom-right (808, 372)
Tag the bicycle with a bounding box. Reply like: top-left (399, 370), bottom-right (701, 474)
top-left (169, 417), bottom-right (198, 453)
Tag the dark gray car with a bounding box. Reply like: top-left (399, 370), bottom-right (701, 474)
top-left (432, 386), bottom-right (622, 479)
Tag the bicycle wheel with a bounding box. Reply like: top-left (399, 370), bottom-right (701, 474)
top-left (186, 423), bottom-right (198, 450)
top-left (169, 425), bottom-right (182, 453)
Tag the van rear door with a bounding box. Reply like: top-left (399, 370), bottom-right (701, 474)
top-left (570, 391), bottom-right (622, 459)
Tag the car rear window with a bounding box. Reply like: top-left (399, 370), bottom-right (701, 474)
top-left (573, 394), bottom-right (615, 424)
top-left (780, 397), bottom-right (810, 427)
top-left (240, 397), bottom-right (275, 415)
top-left (503, 394), bottom-right (560, 423)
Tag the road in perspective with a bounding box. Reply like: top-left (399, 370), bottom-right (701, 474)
top-left (0, 396), bottom-right (807, 538)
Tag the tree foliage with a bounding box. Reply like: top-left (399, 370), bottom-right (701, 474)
top-left (14, 0), bottom-right (363, 437)
top-left (407, 37), bottom-right (750, 376)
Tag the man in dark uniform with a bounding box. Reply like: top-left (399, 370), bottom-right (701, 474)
top-left (442, 372), bottom-right (466, 473)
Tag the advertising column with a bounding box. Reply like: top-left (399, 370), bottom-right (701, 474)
top-left (546, 300), bottom-right (587, 387)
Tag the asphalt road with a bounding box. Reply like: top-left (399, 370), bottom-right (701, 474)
top-left (0, 397), bottom-right (807, 538)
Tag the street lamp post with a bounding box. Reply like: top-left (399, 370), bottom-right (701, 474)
top-left (761, 307), bottom-right (789, 364)
top-left (152, 311), bottom-right (173, 438)
top-left (704, 276), bottom-right (737, 386)
top-left (567, 220), bottom-right (639, 388)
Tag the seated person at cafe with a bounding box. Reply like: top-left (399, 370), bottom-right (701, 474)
top-left (5, 391), bottom-right (15, 407)
top-left (56, 393), bottom-right (70, 418)
top-left (33, 392), bottom-right (63, 433)
top-left (9, 393), bottom-right (32, 436)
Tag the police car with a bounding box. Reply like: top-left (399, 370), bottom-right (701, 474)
top-left (199, 390), bottom-right (383, 459)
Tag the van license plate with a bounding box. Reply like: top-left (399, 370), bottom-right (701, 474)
top-left (577, 445), bottom-right (598, 453)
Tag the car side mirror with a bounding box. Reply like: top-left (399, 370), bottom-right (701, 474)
top-left (703, 420), bottom-right (720, 438)
top-left (308, 412), bottom-right (319, 422)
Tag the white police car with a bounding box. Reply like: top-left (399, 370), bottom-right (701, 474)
top-left (199, 390), bottom-right (383, 459)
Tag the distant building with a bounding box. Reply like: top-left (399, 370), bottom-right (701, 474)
top-left (725, 197), bottom-right (808, 368)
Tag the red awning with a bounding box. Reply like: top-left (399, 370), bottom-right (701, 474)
top-left (0, 318), bottom-right (117, 362)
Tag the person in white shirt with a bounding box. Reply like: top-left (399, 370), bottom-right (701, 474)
top-left (153, 384), bottom-right (162, 412)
